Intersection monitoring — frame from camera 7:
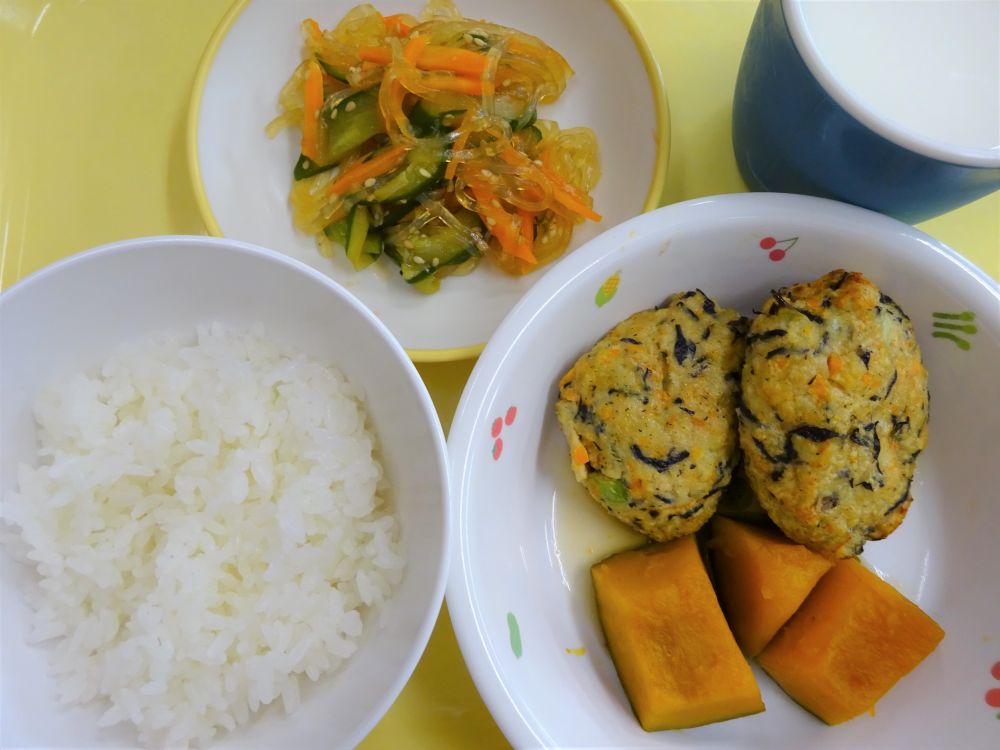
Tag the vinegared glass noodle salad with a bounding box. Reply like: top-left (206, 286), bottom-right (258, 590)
top-left (266, 0), bottom-right (602, 293)
top-left (2, 323), bottom-right (402, 748)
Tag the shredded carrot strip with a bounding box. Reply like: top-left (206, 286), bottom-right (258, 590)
top-left (471, 184), bottom-right (536, 263)
top-left (403, 34), bottom-right (428, 63)
top-left (301, 59), bottom-right (324, 161)
top-left (360, 37), bottom-right (429, 67)
top-left (423, 74), bottom-right (483, 96)
top-left (358, 44), bottom-right (487, 78)
top-left (382, 13), bottom-right (414, 36)
top-left (358, 46), bottom-right (393, 65)
top-left (498, 146), bottom-right (600, 222)
top-left (517, 208), bottom-right (535, 260)
top-left (536, 158), bottom-right (601, 222)
top-left (551, 184), bottom-right (602, 222)
top-left (572, 445), bottom-right (589, 465)
top-left (417, 46), bottom-right (488, 77)
top-left (326, 145), bottom-right (407, 196)
top-left (303, 18), bottom-right (323, 44)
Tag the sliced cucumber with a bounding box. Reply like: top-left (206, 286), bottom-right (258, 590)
top-left (371, 199), bottom-right (418, 228)
top-left (365, 147), bottom-right (445, 203)
top-left (294, 153), bottom-right (336, 180)
top-left (317, 59), bottom-right (349, 82)
top-left (510, 106), bottom-right (537, 132)
top-left (409, 101), bottom-right (465, 137)
top-left (512, 124), bottom-right (543, 153)
top-left (345, 205), bottom-right (382, 270)
top-left (384, 209), bottom-right (483, 288)
top-left (323, 217), bottom-right (348, 245)
top-left (322, 91), bottom-right (385, 166)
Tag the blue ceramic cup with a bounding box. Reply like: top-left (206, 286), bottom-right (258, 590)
top-left (733, 0), bottom-right (1000, 224)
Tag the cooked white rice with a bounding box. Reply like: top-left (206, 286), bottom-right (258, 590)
top-left (2, 322), bottom-right (403, 748)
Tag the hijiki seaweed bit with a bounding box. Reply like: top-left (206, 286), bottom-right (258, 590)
top-left (267, 0), bottom-right (602, 294)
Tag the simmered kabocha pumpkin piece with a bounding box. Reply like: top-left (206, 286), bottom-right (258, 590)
top-left (591, 536), bottom-right (765, 731)
top-left (757, 558), bottom-right (944, 725)
top-left (710, 516), bottom-right (833, 656)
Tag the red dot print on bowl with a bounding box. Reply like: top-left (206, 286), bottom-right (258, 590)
top-left (490, 406), bottom-right (517, 461)
top-left (987, 660), bottom-right (1000, 717)
top-left (758, 235), bottom-right (798, 262)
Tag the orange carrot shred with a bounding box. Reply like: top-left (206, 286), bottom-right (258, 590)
top-left (417, 45), bottom-right (487, 77)
top-left (357, 44), bottom-right (487, 78)
top-left (326, 145), bottom-right (407, 197)
top-left (423, 74), bottom-right (483, 96)
top-left (303, 18), bottom-right (323, 43)
top-left (358, 46), bottom-right (392, 66)
top-left (403, 35), bottom-right (428, 63)
top-left (471, 183), bottom-right (537, 264)
top-left (551, 184), bottom-right (602, 222)
top-left (501, 146), bottom-right (602, 223)
top-left (572, 445), bottom-right (589, 465)
top-left (382, 13), bottom-right (414, 36)
top-left (517, 208), bottom-right (535, 260)
top-left (301, 59), bottom-right (324, 161)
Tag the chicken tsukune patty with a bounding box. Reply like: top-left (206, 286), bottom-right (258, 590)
top-left (739, 270), bottom-right (929, 557)
top-left (555, 290), bottom-right (748, 540)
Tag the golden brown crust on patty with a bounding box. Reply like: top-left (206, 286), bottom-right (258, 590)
top-left (739, 270), bottom-right (929, 557)
top-left (555, 290), bottom-right (748, 540)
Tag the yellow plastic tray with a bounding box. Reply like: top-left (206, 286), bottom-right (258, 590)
top-left (2, 1), bottom-right (997, 747)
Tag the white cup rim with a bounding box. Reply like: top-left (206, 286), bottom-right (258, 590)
top-left (783, 0), bottom-right (1000, 169)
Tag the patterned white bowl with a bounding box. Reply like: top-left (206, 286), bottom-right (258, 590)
top-left (447, 193), bottom-right (1000, 749)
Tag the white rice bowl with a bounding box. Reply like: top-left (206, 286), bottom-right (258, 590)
top-left (2, 322), bottom-right (403, 747)
top-left (0, 237), bottom-right (449, 750)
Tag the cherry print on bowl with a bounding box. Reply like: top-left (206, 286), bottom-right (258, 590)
top-left (759, 235), bottom-right (798, 262)
top-left (490, 406), bottom-right (518, 460)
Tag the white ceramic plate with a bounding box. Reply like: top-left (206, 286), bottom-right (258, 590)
top-left (188, 0), bottom-right (667, 362)
top-left (1, 237), bottom-right (450, 749)
top-left (447, 193), bottom-right (1000, 748)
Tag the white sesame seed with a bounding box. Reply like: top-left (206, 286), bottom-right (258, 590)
top-left (533, 159), bottom-right (543, 166)
top-left (490, 199), bottom-right (501, 208)
top-left (331, 109), bottom-right (338, 119)
top-left (480, 168), bottom-right (494, 177)
top-left (431, 257), bottom-right (440, 267)
top-left (473, 37), bottom-right (487, 47)
top-left (512, 216), bottom-right (521, 229)
top-left (501, 79), bottom-right (511, 87)
top-left (418, 168), bottom-right (432, 178)
top-left (486, 217), bottom-right (496, 226)
top-left (413, 255), bottom-right (425, 264)
top-left (345, 100), bottom-right (356, 112)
